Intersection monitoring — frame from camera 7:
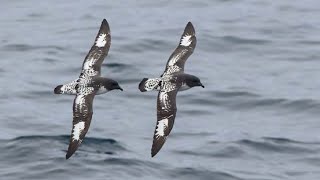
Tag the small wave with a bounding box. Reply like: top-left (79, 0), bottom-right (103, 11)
top-left (2, 44), bottom-right (66, 52)
top-left (174, 145), bottom-right (245, 159)
top-left (169, 167), bottom-right (244, 180)
top-left (27, 13), bottom-right (46, 18)
top-left (39, 57), bottom-right (58, 63)
top-left (262, 137), bottom-right (312, 144)
top-left (214, 90), bottom-right (259, 98)
top-left (172, 132), bottom-right (215, 138)
top-left (101, 62), bottom-right (131, 68)
top-left (219, 35), bottom-right (271, 45)
top-left (118, 39), bottom-right (170, 53)
top-left (296, 40), bottom-right (320, 45)
top-left (236, 138), bottom-right (317, 154)
top-left (207, 90), bottom-right (320, 113)
top-left (175, 137), bottom-right (319, 159)
top-left (16, 90), bottom-right (54, 100)
top-left (0, 135), bottom-right (126, 162)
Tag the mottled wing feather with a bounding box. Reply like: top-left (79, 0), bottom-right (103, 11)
top-left (66, 92), bottom-right (95, 159)
top-left (151, 90), bottom-right (178, 157)
top-left (54, 79), bottom-right (78, 95)
top-left (138, 78), bottom-right (161, 92)
top-left (80, 19), bottom-right (111, 77)
top-left (163, 22), bottom-right (196, 76)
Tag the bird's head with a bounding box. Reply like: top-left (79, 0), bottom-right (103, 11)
top-left (103, 79), bottom-right (123, 91)
top-left (185, 75), bottom-right (204, 88)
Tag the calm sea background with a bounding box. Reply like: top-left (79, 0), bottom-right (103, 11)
top-left (1, 0), bottom-right (320, 179)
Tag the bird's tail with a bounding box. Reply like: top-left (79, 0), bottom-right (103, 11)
top-left (138, 78), bottom-right (161, 92)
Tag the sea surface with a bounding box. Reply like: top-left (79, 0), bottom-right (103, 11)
top-left (1, 0), bottom-right (320, 179)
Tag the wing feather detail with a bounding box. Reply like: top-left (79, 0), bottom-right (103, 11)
top-left (66, 90), bottom-right (95, 159)
top-left (80, 19), bottom-right (111, 78)
top-left (151, 90), bottom-right (178, 157)
top-left (163, 22), bottom-right (196, 76)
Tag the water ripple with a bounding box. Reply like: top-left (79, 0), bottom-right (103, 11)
top-left (169, 167), bottom-right (244, 180)
top-left (2, 44), bottom-right (66, 52)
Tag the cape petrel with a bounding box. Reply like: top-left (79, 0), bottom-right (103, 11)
top-left (54, 19), bottom-right (123, 159)
top-left (139, 22), bottom-right (204, 157)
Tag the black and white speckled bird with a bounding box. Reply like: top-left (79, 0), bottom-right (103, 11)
top-left (139, 22), bottom-right (204, 157)
top-left (54, 19), bottom-right (123, 159)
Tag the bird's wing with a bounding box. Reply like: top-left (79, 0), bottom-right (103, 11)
top-left (80, 19), bottom-right (111, 78)
top-left (162, 22), bottom-right (196, 76)
top-left (66, 88), bottom-right (96, 159)
top-left (151, 89), bottom-right (178, 157)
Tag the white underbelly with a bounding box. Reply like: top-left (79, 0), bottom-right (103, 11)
top-left (96, 87), bottom-right (108, 95)
top-left (179, 84), bottom-right (190, 91)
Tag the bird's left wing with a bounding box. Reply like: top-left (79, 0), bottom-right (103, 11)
top-left (162, 22), bottom-right (196, 76)
top-left (80, 19), bottom-right (111, 78)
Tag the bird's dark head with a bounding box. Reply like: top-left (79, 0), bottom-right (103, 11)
top-left (185, 75), bottom-right (204, 88)
top-left (103, 79), bottom-right (123, 91)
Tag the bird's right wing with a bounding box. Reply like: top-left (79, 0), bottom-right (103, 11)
top-left (151, 89), bottom-right (178, 157)
top-left (66, 88), bottom-right (96, 159)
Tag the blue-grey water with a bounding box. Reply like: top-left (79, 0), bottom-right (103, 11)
top-left (1, 0), bottom-right (320, 179)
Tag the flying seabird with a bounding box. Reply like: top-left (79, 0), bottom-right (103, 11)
top-left (138, 22), bottom-right (204, 157)
top-left (54, 19), bottom-right (123, 159)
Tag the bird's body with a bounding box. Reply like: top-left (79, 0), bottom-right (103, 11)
top-left (139, 22), bottom-right (204, 157)
top-left (54, 19), bottom-right (122, 159)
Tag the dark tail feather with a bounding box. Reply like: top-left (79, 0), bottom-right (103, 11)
top-left (54, 85), bottom-right (63, 94)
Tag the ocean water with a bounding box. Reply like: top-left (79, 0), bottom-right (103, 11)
top-left (1, 0), bottom-right (320, 179)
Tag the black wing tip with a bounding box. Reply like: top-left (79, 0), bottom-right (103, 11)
top-left (151, 151), bottom-right (157, 157)
top-left (54, 85), bottom-right (62, 94)
top-left (65, 139), bottom-right (82, 159)
top-left (65, 145), bottom-right (76, 159)
top-left (151, 146), bottom-right (159, 157)
top-left (138, 78), bottom-right (149, 92)
top-left (102, 19), bottom-right (109, 26)
top-left (100, 18), bottom-right (110, 33)
top-left (184, 21), bottom-right (195, 35)
top-left (151, 136), bottom-right (167, 158)
top-left (65, 152), bottom-right (73, 159)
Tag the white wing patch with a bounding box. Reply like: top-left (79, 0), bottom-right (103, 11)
top-left (95, 33), bottom-right (107, 47)
top-left (155, 118), bottom-right (168, 138)
top-left (82, 59), bottom-right (99, 76)
top-left (75, 87), bottom-right (94, 112)
top-left (83, 57), bottom-right (96, 70)
top-left (165, 48), bottom-right (187, 76)
top-left (159, 91), bottom-right (170, 109)
top-left (75, 94), bottom-right (85, 105)
top-left (168, 52), bottom-right (182, 66)
top-left (180, 35), bottom-right (192, 46)
top-left (72, 122), bottom-right (85, 141)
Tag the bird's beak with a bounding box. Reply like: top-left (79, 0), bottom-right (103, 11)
top-left (118, 86), bottom-right (123, 91)
top-left (199, 82), bottom-right (205, 88)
